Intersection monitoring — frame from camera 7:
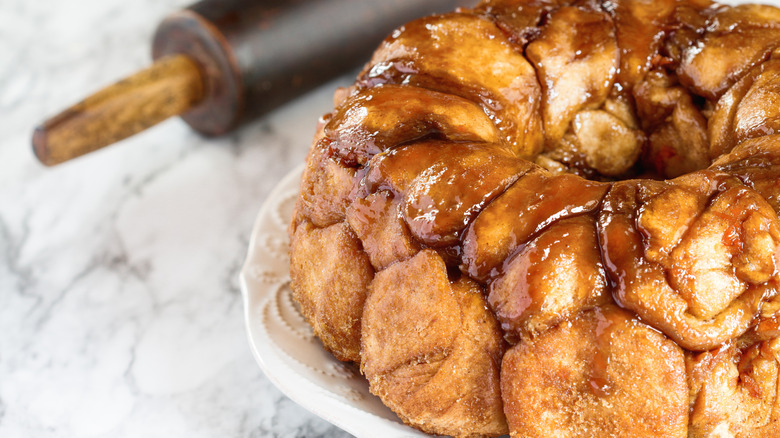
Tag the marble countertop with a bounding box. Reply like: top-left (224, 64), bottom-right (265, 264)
top-left (1, 0), bottom-right (353, 436)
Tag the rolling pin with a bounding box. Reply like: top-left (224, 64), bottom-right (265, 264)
top-left (33, 0), bottom-right (473, 166)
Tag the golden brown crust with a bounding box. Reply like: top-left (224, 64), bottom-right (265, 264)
top-left (294, 140), bottom-right (359, 229)
top-left (501, 306), bottom-right (688, 438)
top-left (361, 250), bottom-right (508, 437)
top-left (345, 191), bottom-right (419, 270)
top-left (289, 221), bottom-right (373, 362)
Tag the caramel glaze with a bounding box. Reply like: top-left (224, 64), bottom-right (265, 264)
top-left (598, 177), bottom-right (780, 351)
top-left (289, 0), bottom-right (780, 436)
top-left (589, 306), bottom-right (621, 397)
top-left (462, 169), bottom-right (609, 281)
top-left (357, 12), bottom-right (544, 159)
top-left (487, 214), bottom-right (610, 342)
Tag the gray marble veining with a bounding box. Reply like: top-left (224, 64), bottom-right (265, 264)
top-left (1, 0), bottom-right (353, 436)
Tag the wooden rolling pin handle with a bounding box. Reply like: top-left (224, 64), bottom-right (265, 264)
top-left (32, 54), bottom-right (205, 166)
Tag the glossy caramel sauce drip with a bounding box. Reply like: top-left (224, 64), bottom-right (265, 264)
top-left (324, 85), bottom-right (501, 167)
top-left (462, 170), bottom-right (609, 281)
top-left (589, 308), bottom-right (622, 397)
top-left (360, 58), bottom-right (507, 118)
top-left (402, 145), bottom-right (526, 247)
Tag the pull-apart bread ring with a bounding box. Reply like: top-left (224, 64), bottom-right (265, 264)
top-left (289, 0), bottom-right (780, 436)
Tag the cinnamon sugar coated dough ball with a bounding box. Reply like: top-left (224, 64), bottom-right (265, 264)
top-left (361, 250), bottom-right (507, 437)
top-left (288, 0), bottom-right (780, 436)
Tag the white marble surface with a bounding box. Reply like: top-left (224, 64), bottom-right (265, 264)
top-left (0, 0), bottom-right (353, 436)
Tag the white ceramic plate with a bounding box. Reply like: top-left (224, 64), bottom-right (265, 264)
top-left (240, 164), bottom-right (427, 438)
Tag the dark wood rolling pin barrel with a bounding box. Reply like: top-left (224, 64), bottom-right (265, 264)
top-left (32, 0), bottom-right (472, 166)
